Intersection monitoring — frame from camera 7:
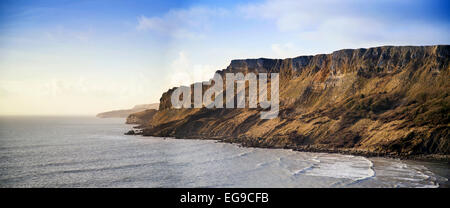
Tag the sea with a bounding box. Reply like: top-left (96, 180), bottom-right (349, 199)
top-left (0, 116), bottom-right (448, 188)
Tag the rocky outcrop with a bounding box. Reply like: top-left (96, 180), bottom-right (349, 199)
top-left (126, 109), bottom-right (158, 125)
top-left (97, 103), bottom-right (159, 118)
top-left (135, 45), bottom-right (450, 157)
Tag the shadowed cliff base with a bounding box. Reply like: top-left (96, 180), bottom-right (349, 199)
top-left (128, 45), bottom-right (450, 160)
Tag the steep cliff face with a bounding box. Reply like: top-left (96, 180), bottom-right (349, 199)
top-left (139, 45), bottom-right (450, 157)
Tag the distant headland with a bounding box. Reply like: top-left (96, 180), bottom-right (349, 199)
top-left (96, 103), bottom-right (159, 118)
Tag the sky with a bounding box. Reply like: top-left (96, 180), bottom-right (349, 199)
top-left (0, 0), bottom-right (449, 115)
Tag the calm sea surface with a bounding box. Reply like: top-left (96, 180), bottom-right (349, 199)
top-left (0, 116), bottom-right (448, 188)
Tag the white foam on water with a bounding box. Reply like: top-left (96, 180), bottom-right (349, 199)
top-left (367, 158), bottom-right (443, 188)
top-left (292, 154), bottom-right (376, 182)
top-left (292, 164), bottom-right (316, 176)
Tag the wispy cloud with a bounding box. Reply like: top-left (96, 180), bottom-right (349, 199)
top-left (240, 0), bottom-right (343, 31)
top-left (137, 7), bottom-right (228, 39)
top-left (239, 0), bottom-right (450, 48)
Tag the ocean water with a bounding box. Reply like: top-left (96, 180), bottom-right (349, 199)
top-left (0, 116), bottom-right (448, 188)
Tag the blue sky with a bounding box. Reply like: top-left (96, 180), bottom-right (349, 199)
top-left (0, 0), bottom-right (449, 115)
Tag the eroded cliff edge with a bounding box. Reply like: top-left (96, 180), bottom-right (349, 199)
top-left (133, 45), bottom-right (450, 158)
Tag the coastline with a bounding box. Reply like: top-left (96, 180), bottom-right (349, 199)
top-left (126, 133), bottom-right (449, 188)
top-left (128, 126), bottom-right (450, 163)
top-left (169, 134), bottom-right (450, 162)
top-left (126, 127), bottom-right (449, 161)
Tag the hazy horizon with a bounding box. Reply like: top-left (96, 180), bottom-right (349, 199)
top-left (1, 0), bottom-right (449, 116)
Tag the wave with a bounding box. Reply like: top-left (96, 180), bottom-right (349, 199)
top-left (289, 154), bottom-right (376, 184)
top-left (256, 157), bottom-right (283, 168)
top-left (36, 162), bottom-right (164, 176)
top-left (292, 164), bottom-right (316, 176)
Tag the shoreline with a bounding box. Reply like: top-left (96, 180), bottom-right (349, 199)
top-left (130, 131), bottom-right (450, 162)
top-left (229, 142), bottom-right (450, 163)
top-left (126, 131), bottom-right (449, 187)
top-left (188, 135), bottom-right (449, 162)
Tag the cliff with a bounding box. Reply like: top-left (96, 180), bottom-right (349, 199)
top-left (126, 109), bottom-right (158, 125)
top-left (135, 45), bottom-right (450, 157)
top-left (97, 103), bottom-right (159, 118)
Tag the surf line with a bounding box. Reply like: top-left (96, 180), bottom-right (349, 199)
top-left (180, 192), bottom-right (214, 206)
